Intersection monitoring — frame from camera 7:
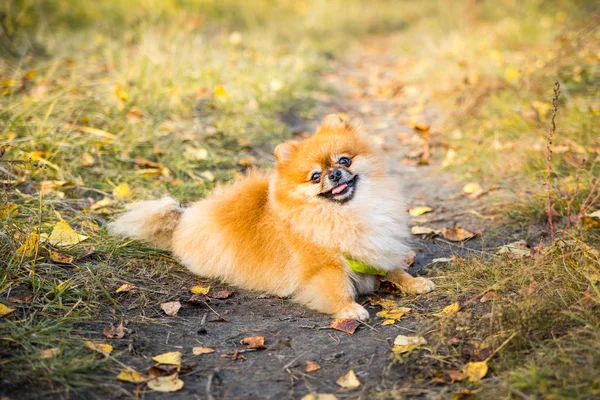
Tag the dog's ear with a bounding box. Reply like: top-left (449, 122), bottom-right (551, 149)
top-left (317, 114), bottom-right (353, 134)
top-left (274, 141), bottom-right (300, 162)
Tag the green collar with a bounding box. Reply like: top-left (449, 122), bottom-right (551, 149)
top-left (346, 256), bottom-right (387, 276)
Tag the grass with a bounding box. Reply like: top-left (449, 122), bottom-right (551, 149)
top-left (1, 0), bottom-right (600, 398)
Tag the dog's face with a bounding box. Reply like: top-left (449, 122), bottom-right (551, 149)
top-left (272, 114), bottom-right (384, 207)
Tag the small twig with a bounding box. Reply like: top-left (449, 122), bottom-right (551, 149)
top-left (205, 368), bottom-right (220, 400)
top-left (545, 81), bottom-right (560, 241)
top-left (203, 301), bottom-right (227, 321)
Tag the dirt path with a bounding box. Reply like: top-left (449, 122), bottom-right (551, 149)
top-left (82, 39), bottom-right (492, 400)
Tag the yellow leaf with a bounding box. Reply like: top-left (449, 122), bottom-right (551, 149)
top-left (190, 285), bottom-right (210, 295)
top-left (0, 303), bottom-right (15, 317)
top-left (81, 152), bottom-right (95, 166)
top-left (381, 319), bottom-right (396, 326)
top-left (116, 368), bottom-right (147, 383)
top-left (532, 100), bottom-right (552, 116)
top-left (152, 351), bottom-right (182, 366)
top-left (408, 206), bottom-right (433, 216)
top-left (192, 347), bottom-right (215, 355)
top-left (0, 203), bottom-right (18, 219)
top-left (46, 221), bottom-right (88, 246)
top-left (24, 151), bottom-right (51, 161)
top-left (434, 302), bottom-right (460, 317)
top-left (336, 369), bottom-right (360, 389)
top-left (113, 183), bottom-right (132, 200)
top-left (462, 361), bottom-right (488, 381)
top-left (376, 307), bottom-right (411, 321)
top-left (50, 251), bottom-right (74, 264)
top-left (462, 183), bottom-right (481, 194)
top-left (213, 84), bottom-right (229, 98)
top-left (369, 298), bottom-right (397, 310)
top-left (84, 341), bottom-right (113, 356)
top-left (16, 232), bottom-right (39, 256)
top-left (78, 127), bottom-right (115, 142)
top-left (41, 347), bottom-right (61, 359)
top-left (392, 344), bottom-right (419, 354)
top-left (115, 283), bottom-right (136, 293)
top-left (504, 67), bottom-right (521, 82)
top-left (147, 373), bottom-right (184, 392)
top-left (301, 394), bottom-right (338, 400)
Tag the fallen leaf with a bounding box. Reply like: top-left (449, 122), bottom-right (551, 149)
top-left (452, 389), bottom-right (475, 400)
top-left (402, 250), bottom-right (416, 267)
top-left (240, 336), bottom-right (267, 349)
top-left (381, 319), bottom-right (396, 326)
top-left (116, 368), bottom-right (148, 383)
top-left (184, 146), bottom-right (209, 161)
top-left (192, 347), bottom-right (215, 355)
top-left (434, 302), bottom-right (460, 317)
top-left (376, 307), bottom-right (411, 322)
top-left (80, 152), bottom-right (95, 166)
top-left (190, 285), bottom-right (210, 295)
top-left (440, 225), bottom-right (476, 242)
top-left (301, 394), bottom-right (337, 400)
top-left (49, 250), bottom-right (73, 263)
top-left (209, 290), bottom-right (232, 299)
top-left (161, 301), bottom-right (182, 316)
top-left (16, 232), bottom-right (39, 256)
top-left (0, 203), bottom-right (17, 219)
top-left (305, 360), bottom-right (321, 372)
top-left (480, 291), bottom-right (500, 303)
top-left (188, 293), bottom-right (209, 304)
top-left (114, 183), bottom-right (132, 200)
top-left (497, 240), bottom-right (530, 257)
top-left (430, 257), bottom-right (453, 264)
top-left (394, 335), bottom-right (427, 346)
top-left (330, 318), bottom-right (360, 334)
top-left (409, 206), bottom-right (433, 216)
top-left (336, 369), bottom-right (360, 389)
top-left (213, 84), bottom-right (229, 98)
top-left (409, 121), bottom-right (430, 133)
top-left (41, 347), bottom-right (61, 359)
top-left (147, 373), bottom-right (184, 392)
top-left (462, 183), bottom-right (481, 194)
top-left (46, 221), bottom-right (88, 246)
top-left (103, 321), bottom-right (125, 339)
top-left (115, 283), bottom-right (136, 293)
top-left (369, 298), bottom-right (397, 310)
top-left (448, 369), bottom-right (468, 383)
top-left (153, 351), bottom-right (182, 366)
top-left (582, 210), bottom-right (600, 229)
top-left (411, 225), bottom-right (439, 235)
top-left (84, 341), bottom-right (113, 356)
top-left (462, 361), bottom-right (488, 381)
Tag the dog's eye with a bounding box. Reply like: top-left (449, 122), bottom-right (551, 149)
top-left (338, 157), bottom-right (352, 166)
top-left (311, 172), bottom-right (321, 183)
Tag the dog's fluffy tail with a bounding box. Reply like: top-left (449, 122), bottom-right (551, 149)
top-left (108, 197), bottom-right (183, 250)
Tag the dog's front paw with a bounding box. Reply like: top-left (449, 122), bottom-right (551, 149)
top-left (402, 277), bottom-right (435, 295)
top-left (334, 302), bottom-right (369, 321)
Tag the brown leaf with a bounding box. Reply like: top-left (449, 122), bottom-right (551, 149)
top-left (161, 301), bottom-right (182, 316)
top-left (305, 360), bottom-right (321, 372)
top-left (192, 347), bottom-right (215, 355)
top-left (329, 318), bottom-right (360, 335)
top-left (188, 293), bottom-right (209, 304)
top-left (240, 336), bottom-right (267, 349)
top-left (411, 225), bottom-right (439, 235)
top-left (447, 369), bottom-right (467, 383)
top-left (49, 251), bottom-right (73, 264)
top-left (402, 250), bottom-right (416, 267)
top-left (209, 290), bottom-right (232, 299)
top-left (440, 225), bottom-right (476, 242)
top-left (480, 291), bottom-right (500, 303)
top-left (103, 321), bottom-right (125, 339)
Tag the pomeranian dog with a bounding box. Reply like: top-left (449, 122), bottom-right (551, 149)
top-left (109, 114), bottom-right (434, 320)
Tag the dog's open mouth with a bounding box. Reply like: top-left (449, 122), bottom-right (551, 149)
top-left (320, 175), bottom-right (358, 203)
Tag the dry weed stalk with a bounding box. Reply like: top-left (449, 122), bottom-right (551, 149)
top-left (546, 81), bottom-right (560, 240)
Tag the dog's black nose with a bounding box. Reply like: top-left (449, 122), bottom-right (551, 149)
top-left (328, 168), bottom-right (342, 182)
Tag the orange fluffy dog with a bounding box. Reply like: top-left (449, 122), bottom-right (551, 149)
top-left (109, 115), bottom-right (434, 319)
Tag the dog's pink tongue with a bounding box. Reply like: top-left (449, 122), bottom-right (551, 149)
top-left (331, 183), bottom-right (348, 195)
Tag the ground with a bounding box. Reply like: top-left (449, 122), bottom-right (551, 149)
top-left (1, 2), bottom-right (600, 399)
